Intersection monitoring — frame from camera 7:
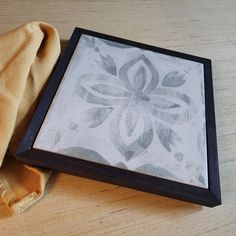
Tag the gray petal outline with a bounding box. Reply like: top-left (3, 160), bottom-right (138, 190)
top-left (86, 107), bottom-right (114, 128)
top-left (150, 87), bottom-right (193, 105)
top-left (133, 66), bottom-right (147, 91)
top-left (161, 71), bottom-right (185, 87)
top-left (96, 54), bottom-right (117, 76)
top-left (118, 55), bottom-right (159, 92)
top-left (149, 106), bottom-right (193, 124)
top-left (78, 74), bottom-right (125, 90)
top-left (90, 84), bottom-right (132, 97)
top-left (59, 146), bottom-right (110, 165)
top-left (155, 121), bottom-right (182, 152)
top-left (149, 88), bottom-right (195, 124)
top-left (76, 83), bottom-right (128, 106)
top-left (76, 74), bottom-right (129, 106)
top-left (125, 106), bottom-right (140, 137)
top-left (150, 97), bottom-right (180, 110)
top-left (110, 109), bottom-right (154, 161)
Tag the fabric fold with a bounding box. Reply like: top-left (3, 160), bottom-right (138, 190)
top-left (0, 22), bottom-right (61, 214)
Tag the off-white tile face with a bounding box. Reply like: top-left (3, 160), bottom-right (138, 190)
top-left (34, 35), bottom-right (208, 188)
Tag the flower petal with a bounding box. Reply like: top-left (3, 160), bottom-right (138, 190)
top-left (119, 55), bottom-right (159, 92)
top-left (91, 84), bottom-right (131, 97)
top-left (78, 73), bottom-right (124, 87)
top-left (76, 83), bottom-right (126, 106)
top-left (76, 74), bottom-right (128, 106)
top-left (150, 97), bottom-right (180, 110)
top-left (141, 55), bottom-right (159, 93)
top-left (149, 107), bottom-right (193, 124)
top-left (133, 66), bottom-right (147, 91)
top-left (59, 146), bottom-right (110, 165)
top-left (125, 107), bottom-right (140, 136)
top-left (96, 54), bottom-right (117, 76)
top-left (86, 107), bottom-right (114, 128)
top-left (110, 110), bottom-right (154, 161)
top-left (149, 88), bottom-right (195, 124)
top-left (161, 71), bottom-right (185, 87)
top-left (155, 122), bottom-right (182, 152)
top-left (93, 74), bottom-right (125, 87)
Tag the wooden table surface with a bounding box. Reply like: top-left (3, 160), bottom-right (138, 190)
top-left (1, 1), bottom-right (236, 235)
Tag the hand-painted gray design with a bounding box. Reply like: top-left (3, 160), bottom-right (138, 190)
top-left (86, 107), bottom-right (114, 128)
top-left (54, 131), bottom-right (62, 145)
top-left (96, 55), bottom-right (117, 76)
top-left (75, 54), bottom-right (194, 160)
top-left (82, 35), bottom-right (132, 50)
top-left (149, 88), bottom-right (195, 124)
top-left (198, 174), bottom-right (206, 185)
top-left (59, 146), bottom-right (110, 165)
top-left (155, 122), bottom-right (182, 152)
top-left (81, 35), bottom-right (95, 48)
top-left (135, 164), bottom-right (182, 181)
top-left (99, 39), bottom-right (133, 49)
top-left (175, 152), bottom-right (184, 161)
top-left (110, 111), bottom-right (154, 161)
top-left (68, 122), bottom-right (78, 130)
top-left (161, 71), bottom-right (185, 87)
top-left (115, 162), bottom-right (128, 169)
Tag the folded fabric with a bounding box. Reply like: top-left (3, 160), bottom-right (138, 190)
top-left (0, 22), bottom-right (60, 214)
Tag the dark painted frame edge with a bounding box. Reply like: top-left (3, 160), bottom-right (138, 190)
top-left (16, 148), bottom-right (219, 207)
top-left (16, 27), bottom-right (221, 207)
top-left (203, 60), bottom-right (221, 204)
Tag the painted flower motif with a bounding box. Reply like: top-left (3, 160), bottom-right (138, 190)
top-left (75, 53), bottom-right (195, 161)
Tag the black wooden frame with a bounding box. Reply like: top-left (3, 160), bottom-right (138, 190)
top-left (16, 27), bottom-right (221, 207)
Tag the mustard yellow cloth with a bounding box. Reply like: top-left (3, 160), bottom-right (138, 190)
top-left (0, 22), bottom-right (60, 214)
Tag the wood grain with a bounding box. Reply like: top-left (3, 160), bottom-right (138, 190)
top-left (0, 0), bottom-right (236, 235)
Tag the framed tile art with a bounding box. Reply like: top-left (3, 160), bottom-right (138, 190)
top-left (16, 27), bottom-right (221, 207)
